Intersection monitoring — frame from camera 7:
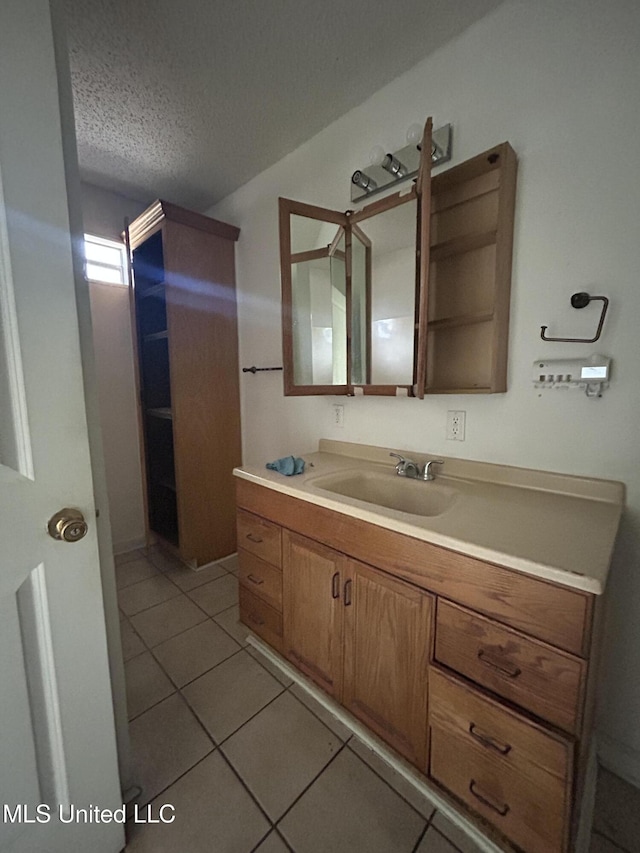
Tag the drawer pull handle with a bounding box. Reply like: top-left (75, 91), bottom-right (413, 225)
top-left (469, 780), bottom-right (510, 817)
top-left (344, 578), bottom-right (353, 606)
top-left (469, 723), bottom-right (512, 756)
top-left (248, 611), bottom-right (265, 626)
top-left (331, 571), bottom-right (341, 599)
top-left (247, 574), bottom-right (264, 585)
top-left (477, 649), bottom-right (522, 679)
top-left (246, 533), bottom-right (264, 544)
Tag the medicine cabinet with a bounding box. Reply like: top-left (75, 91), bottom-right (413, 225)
top-left (279, 121), bottom-right (517, 397)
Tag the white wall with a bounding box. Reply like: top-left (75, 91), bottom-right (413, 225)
top-left (82, 182), bottom-right (148, 552)
top-left (211, 0), bottom-right (640, 784)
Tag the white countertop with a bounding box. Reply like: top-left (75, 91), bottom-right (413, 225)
top-left (234, 441), bottom-right (625, 595)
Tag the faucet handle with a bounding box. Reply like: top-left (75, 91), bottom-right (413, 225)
top-left (421, 459), bottom-right (444, 480)
top-left (389, 452), bottom-right (407, 474)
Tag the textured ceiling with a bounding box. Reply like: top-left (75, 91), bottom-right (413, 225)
top-left (64, 0), bottom-right (502, 211)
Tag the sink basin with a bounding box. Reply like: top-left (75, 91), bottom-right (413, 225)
top-left (309, 469), bottom-right (456, 518)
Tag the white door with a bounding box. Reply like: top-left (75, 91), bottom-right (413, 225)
top-left (0, 2), bottom-right (123, 852)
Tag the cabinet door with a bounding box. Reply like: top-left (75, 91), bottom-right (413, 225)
top-left (343, 560), bottom-right (433, 768)
top-left (282, 531), bottom-right (344, 699)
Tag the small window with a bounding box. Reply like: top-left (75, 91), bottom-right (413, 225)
top-left (84, 234), bottom-right (127, 286)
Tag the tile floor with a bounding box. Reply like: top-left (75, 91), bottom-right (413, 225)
top-left (117, 547), bottom-right (640, 853)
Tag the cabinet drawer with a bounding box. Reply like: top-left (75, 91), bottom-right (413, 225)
top-left (239, 586), bottom-right (283, 654)
top-left (429, 668), bottom-right (571, 853)
top-left (435, 600), bottom-right (585, 734)
top-left (237, 509), bottom-right (282, 568)
top-left (239, 549), bottom-right (282, 611)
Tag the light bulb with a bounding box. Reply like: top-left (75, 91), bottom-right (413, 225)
top-left (406, 123), bottom-right (423, 149)
top-left (368, 145), bottom-right (386, 168)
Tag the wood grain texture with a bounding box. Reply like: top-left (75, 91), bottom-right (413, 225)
top-left (342, 559), bottom-right (433, 769)
top-left (128, 199), bottom-right (240, 247)
top-left (239, 586), bottom-right (283, 654)
top-left (236, 480), bottom-right (591, 656)
top-left (163, 218), bottom-right (241, 565)
top-left (282, 530), bottom-right (345, 699)
top-left (429, 668), bottom-right (572, 853)
top-left (237, 508), bottom-right (282, 568)
top-left (435, 600), bottom-right (585, 735)
top-left (491, 143), bottom-right (517, 392)
top-left (425, 142), bottom-right (517, 395)
top-left (238, 548), bottom-right (282, 611)
top-left (415, 117), bottom-right (433, 399)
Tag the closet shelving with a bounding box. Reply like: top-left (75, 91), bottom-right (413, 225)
top-left (128, 200), bottom-right (242, 566)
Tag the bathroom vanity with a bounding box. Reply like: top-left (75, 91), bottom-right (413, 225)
top-left (234, 441), bottom-right (623, 853)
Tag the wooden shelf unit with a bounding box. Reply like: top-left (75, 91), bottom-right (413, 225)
top-left (128, 200), bottom-right (242, 566)
top-left (424, 143), bottom-right (517, 394)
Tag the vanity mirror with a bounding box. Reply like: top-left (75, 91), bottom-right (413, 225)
top-left (279, 120), bottom-right (517, 398)
top-left (279, 119), bottom-right (432, 397)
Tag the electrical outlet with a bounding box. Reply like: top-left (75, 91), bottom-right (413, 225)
top-left (446, 410), bottom-right (466, 441)
top-left (333, 404), bottom-right (345, 428)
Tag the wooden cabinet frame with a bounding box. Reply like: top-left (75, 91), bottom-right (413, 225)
top-left (279, 122), bottom-right (518, 397)
top-left (127, 200), bottom-right (242, 566)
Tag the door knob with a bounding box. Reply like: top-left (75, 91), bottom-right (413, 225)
top-left (47, 508), bottom-right (89, 543)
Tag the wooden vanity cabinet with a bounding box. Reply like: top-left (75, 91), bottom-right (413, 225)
top-left (281, 530), bottom-right (433, 766)
top-left (128, 200), bottom-right (242, 567)
top-left (236, 479), bottom-right (599, 853)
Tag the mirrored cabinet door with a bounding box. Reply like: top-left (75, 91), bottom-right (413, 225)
top-left (349, 193), bottom-right (419, 391)
top-left (280, 200), bottom-right (349, 395)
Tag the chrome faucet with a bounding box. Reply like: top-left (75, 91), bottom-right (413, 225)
top-left (390, 453), bottom-right (444, 481)
top-left (389, 453), bottom-right (420, 478)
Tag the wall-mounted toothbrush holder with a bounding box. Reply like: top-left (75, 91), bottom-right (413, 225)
top-left (540, 292), bottom-right (609, 343)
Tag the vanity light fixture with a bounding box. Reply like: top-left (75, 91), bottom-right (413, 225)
top-left (381, 153), bottom-right (408, 178)
top-left (351, 122), bottom-right (452, 203)
top-left (351, 169), bottom-right (378, 193)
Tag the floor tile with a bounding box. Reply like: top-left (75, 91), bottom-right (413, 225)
top-left (349, 738), bottom-right (436, 820)
top-left (182, 649), bottom-right (283, 743)
top-left (115, 549), bottom-right (146, 567)
top-left (222, 691), bottom-right (341, 820)
top-left (415, 827), bottom-right (460, 852)
top-left (125, 651), bottom-right (176, 719)
top-left (120, 618), bottom-right (146, 662)
top-left (130, 595), bottom-right (208, 648)
top-left (152, 620), bottom-right (240, 687)
top-left (289, 682), bottom-right (352, 741)
top-left (118, 574), bottom-right (181, 616)
top-left (187, 574), bottom-right (239, 616)
top-left (589, 832), bottom-right (627, 852)
top-left (246, 644), bottom-right (294, 687)
top-left (116, 557), bottom-right (160, 590)
top-left (278, 747), bottom-right (426, 853)
top-left (213, 604), bottom-right (249, 646)
top-left (220, 553), bottom-right (239, 574)
top-left (254, 830), bottom-right (291, 853)
top-left (164, 561), bottom-right (229, 592)
top-left (430, 812), bottom-right (485, 853)
top-left (146, 546), bottom-right (185, 573)
top-left (593, 766), bottom-right (640, 852)
top-left (129, 693), bottom-right (213, 805)
top-left (125, 752), bottom-right (269, 853)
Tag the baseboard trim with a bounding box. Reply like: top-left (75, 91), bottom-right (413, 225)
top-left (113, 536), bottom-right (146, 556)
top-left (246, 635), bottom-right (503, 853)
top-left (192, 552), bottom-right (238, 573)
top-left (598, 733), bottom-right (640, 789)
